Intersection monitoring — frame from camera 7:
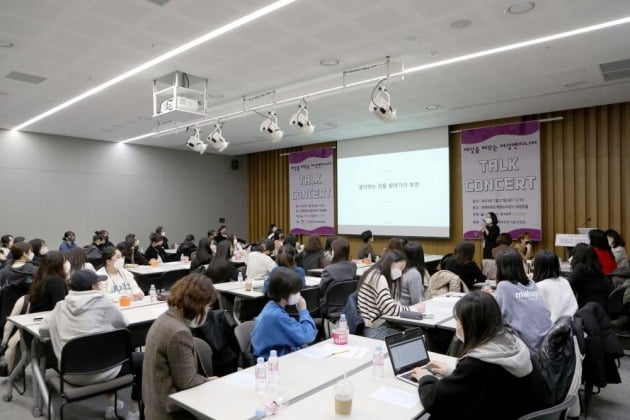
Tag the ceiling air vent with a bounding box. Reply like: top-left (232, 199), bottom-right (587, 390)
top-left (6, 71), bottom-right (46, 84)
top-left (146, 0), bottom-right (171, 5)
top-left (600, 58), bottom-right (630, 82)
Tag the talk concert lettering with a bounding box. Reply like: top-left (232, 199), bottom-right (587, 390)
top-left (464, 157), bottom-right (537, 192)
top-left (292, 173), bottom-right (332, 200)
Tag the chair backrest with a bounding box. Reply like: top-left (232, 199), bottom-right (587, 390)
top-left (234, 320), bottom-right (256, 367)
top-left (193, 337), bottom-right (213, 377)
top-left (321, 279), bottom-right (358, 319)
top-left (517, 394), bottom-right (577, 420)
top-left (60, 329), bottom-right (131, 376)
top-left (482, 259), bottom-right (497, 280)
top-left (159, 269), bottom-right (189, 291)
top-left (608, 285), bottom-right (629, 318)
top-left (285, 287), bottom-right (321, 319)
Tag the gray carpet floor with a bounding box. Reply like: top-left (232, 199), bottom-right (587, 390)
top-left (1, 356), bottom-right (629, 419)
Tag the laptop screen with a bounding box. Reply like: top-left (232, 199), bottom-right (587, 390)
top-left (386, 329), bottom-right (430, 374)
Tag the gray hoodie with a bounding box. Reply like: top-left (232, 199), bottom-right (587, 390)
top-left (465, 330), bottom-right (533, 378)
top-left (39, 290), bottom-right (128, 385)
top-left (0, 262), bottom-right (37, 288)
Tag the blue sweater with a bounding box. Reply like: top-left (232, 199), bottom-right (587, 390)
top-left (251, 300), bottom-right (317, 360)
top-left (262, 266), bottom-right (306, 295)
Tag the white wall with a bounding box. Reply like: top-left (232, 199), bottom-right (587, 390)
top-left (0, 130), bottom-right (248, 249)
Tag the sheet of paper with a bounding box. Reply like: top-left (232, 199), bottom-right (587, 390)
top-left (301, 344), bottom-right (369, 360)
top-left (225, 372), bottom-right (256, 388)
top-left (369, 386), bottom-right (419, 409)
top-left (300, 346), bottom-right (333, 360)
top-left (149, 306), bottom-right (168, 315)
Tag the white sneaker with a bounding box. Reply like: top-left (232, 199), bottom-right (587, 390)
top-left (126, 409), bottom-right (140, 420)
top-left (104, 400), bottom-right (124, 419)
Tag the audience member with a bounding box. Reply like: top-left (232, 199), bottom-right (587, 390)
top-left (491, 233), bottom-right (513, 259)
top-left (589, 229), bottom-right (617, 275)
top-left (190, 238), bottom-right (213, 272)
top-left (251, 268), bottom-right (317, 359)
top-left (177, 234), bottom-right (197, 259)
top-left (97, 229), bottom-right (115, 249)
top-left (154, 226), bottom-right (170, 250)
top-left (1, 234), bottom-right (14, 260)
top-left (532, 250), bottom-right (578, 323)
top-left (481, 211), bottom-right (500, 259)
top-left (59, 231), bottom-right (78, 253)
top-left (266, 224), bottom-right (278, 240)
top-left (205, 240), bottom-right (238, 284)
top-left (66, 247), bottom-right (96, 275)
top-left (357, 250), bottom-right (424, 339)
top-left (319, 238), bottom-right (357, 297)
top-left (145, 233), bottom-right (167, 263)
top-left (245, 239), bottom-right (276, 280)
top-left (28, 250), bottom-right (68, 313)
top-left (206, 229), bottom-right (218, 254)
top-left (29, 238), bottom-right (48, 266)
top-left (442, 241), bottom-right (486, 290)
top-left (215, 225), bottom-right (229, 244)
top-left (83, 232), bottom-right (106, 260)
top-left (413, 292), bottom-right (549, 419)
top-left (263, 245), bottom-right (306, 295)
top-left (357, 230), bottom-right (376, 261)
top-left (606, 229), bottom-right (628, 269)
top-left (143, 273), bottom-right (217, 420)
top-left (400, 241), bottom-right (428, 305)
top-left (97, 248), bottom-right (144, 302)
top-left (513, 232), bottom-right (534, 260)
top-left (495, 249), bottom-right (551, 352)
top-left (568, 243), bottom-right (613, 310)
top-left (121, 233), bottom-right (148, 266)
top-left (322, 235), bottom-right (337, 263)
top-left (296, 235), bottom-right (326, 272)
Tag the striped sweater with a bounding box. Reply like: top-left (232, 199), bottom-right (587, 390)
top-left (358, 270), bottom-right (409, 328)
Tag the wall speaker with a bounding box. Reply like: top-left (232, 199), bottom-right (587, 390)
top-left (231, 159), bottom-right (239, 170)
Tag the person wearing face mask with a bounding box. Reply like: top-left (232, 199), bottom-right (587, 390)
top-left (59, 230), bottom-right (78, 253)
top-left (357, 230), bottom-right (376, 261)
top-left (251, 267), bottom-right (317, 359)
top-left (411, 291), bottom-right (549, 420)
top-left (65, 247), bottom-right (96, 275)
top-left (28, 238), bottom-right (48, 266)
top-left (96, 229), bottom-right (115, 250)
top-left (155, 226), bottom-right (170, 250)
top-left (357, 250), bottom-right (425, 339)
top-left (143, 274), bottom-right (218, 420)
top-left (97, 247), bottom-right (144, 302)
top-left (605, 229), bottom-right (628, 270)
top-left (145, 232), bottom-right (167, 263)
top-left (122, 233), bottom-right (148, 266)
top-left (481, 212), bottom-right (500, 259)
top-left (262, 245), bottom-right (306, 295)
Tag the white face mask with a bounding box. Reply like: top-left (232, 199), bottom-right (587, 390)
top-left (485, 217), bottom-right (493, 224)
top-left (113, 258), bottom-right (125, 271)
top-left (162, 231), bottom-right (166, 237)
top-left (134, 239), bottom-right (140, 247)
top-left (186, 309), bottom-right (208, 328)
top-left (27, 251), bottom-right (35, 260)
top-left (390, 267), bottom-right (403, 280)
top-left (40, 246), bottom-right (49, 255)
top-left (63, 260), bottom-right (71, 276)
top-left (287, 292), bottom-right (301, 306)
top-left (608, 239), bottom-right (614, 248)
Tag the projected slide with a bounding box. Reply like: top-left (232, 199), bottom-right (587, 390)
top-left (337, 127), bottom-right (450, 237)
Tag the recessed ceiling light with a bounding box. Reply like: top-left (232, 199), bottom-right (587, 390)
top-left (506, 2), bottom-right (536, 15)
top-left (404, 35), bottom-right (419, 43)
top-left (450, 19), bottom-right (472, 30)
top-left (0, 41), bottom-right (14, 48)
top-left (425, 105), bottom-right (440, 110)
top-left (320, 58), bottom-right (340, 66)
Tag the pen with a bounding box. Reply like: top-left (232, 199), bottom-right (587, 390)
top-left (333, 349), bottom-right (351, 355)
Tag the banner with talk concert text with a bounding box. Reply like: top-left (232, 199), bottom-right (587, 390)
top-left (289, 148), bottom-right (335, 235)
top-left (461, 121), bottom-right (541, 240)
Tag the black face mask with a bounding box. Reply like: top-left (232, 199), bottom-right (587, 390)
top-left (104, 236), bottom-right (109, 242)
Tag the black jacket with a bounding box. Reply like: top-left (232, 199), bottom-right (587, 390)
top-left (568, 264), bottom-right (613, 311)
top-left (145, 245), bottom-right (167, 262)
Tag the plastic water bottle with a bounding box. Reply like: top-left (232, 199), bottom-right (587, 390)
top-left (149, 284), bottom-right (157, 302)
top-left (237, 271), bottom-right (244, 287)
top-left (372, 345), bottom-right (384, 379)
top-left (254, 408), bottom-right (266, 419)
top-left (255, 357), bottom-right (267, 393)
top-left (338, 313), bottom-right (349, 343)
top-left (267, 350), bottom-right (279, 387)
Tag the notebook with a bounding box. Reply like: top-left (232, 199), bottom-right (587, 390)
top-left (384, 328), bottom-right (431, 386)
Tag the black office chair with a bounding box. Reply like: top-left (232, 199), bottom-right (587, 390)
top-left (517, 394), bottom-right (578, 420)
top-left (158, 269), bottom-right (189, 292)
top-left (320, 279), bottom-right (358, 320)
top-left (234, 320), bottom-right (256, 368)
top-left (285, 287), bottom-right (321, 319)
top-left (193, 337), bottom-right (213, 377)
top-left (608, 285), bottom-right (630, 351)
top-left (46, 328), bottom-right (134, 420)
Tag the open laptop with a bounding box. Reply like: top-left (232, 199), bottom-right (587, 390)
top-left (385, 328), bottom-right (431, 386)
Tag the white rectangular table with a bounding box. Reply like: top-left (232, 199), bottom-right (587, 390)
top-left (168, 335), bottom-right (379, 420)
top-left (276, 352), bottom-right (456, 419)
top-left (381, 293), bottom-right (462, 329)
top-left (126, 261), bottom-right (190, 275)
top-left (214, 276), bottom-right (322, 300)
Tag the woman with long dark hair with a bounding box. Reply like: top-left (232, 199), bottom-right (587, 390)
top-left (204, 240), bottom-right (238, 284)
top-left (191, 238), bottom-right (213, 271)
top-left (413, 292), bottom-right (549, 419)
top-left (532, 250), bottom-right (577, 322)
top-left (442, 241), bottom-right (486, 290)
top-left (400, 241), bottom-right (428, 305)
top-left (589, 229), bottom-right (617, 275)
top-left (357, 250), bottom-right (424, 339)
top-left (568, 243), bottom-right (613, 310)
top-left (319, 238), bottom-right (357, 297)
top-left (28, 251), bottom-right (68, 313)
top-left (606, 229), bottom-right (628, 269)
top-left (296, 235), bottom-right (326, 272)
top-left (495, 249), bottom-right (551, 352)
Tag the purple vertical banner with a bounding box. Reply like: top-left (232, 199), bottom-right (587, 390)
top-left (461, 121), bottom-right (541, 240)
top-left (288, 148), bottom-right (335, 235)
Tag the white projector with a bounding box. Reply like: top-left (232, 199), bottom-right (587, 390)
top-left (160, 96), bottom-right (201, 114)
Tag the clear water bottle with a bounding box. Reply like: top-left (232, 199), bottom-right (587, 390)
top-left (338, 314), bottom-right (348, 332)
top-left (372, 345), bottom-right (384, 379)
top-left (237, 271), bottom-right (244, 287)
top-left (255, 357), bottom-right (267, 393)
top-left (267, 350), bottom-right (279, 387)
top-left (149, 284), bottom-right (157, 302)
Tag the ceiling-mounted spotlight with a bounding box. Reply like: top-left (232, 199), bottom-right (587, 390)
top-left (289, 100), bottom-right (315, 136)
top-left (186, 127), bottom-right (208, 154)
top-left (208, 122), bottom-right (229, 152)
top-left (369, 79), bottom-right (397, 123)
top-left (260, 111), bottom-right (284, 142)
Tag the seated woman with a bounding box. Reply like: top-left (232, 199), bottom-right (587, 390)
top-left (296, 235), bottom-right (326, 272)
top-left (121, 233), bottom-right (148, 266)
top-left (319, 238), bottom-right (357, 297)
top-left (413, 291), bottom-right (549, 420)
top-left (491, 233), bottom-right (513, 259)
top-left (205, 240), bottom-right (239, 284)
top-left (322, 235), bottom-right (337, 263)
top-left (251, 267), bottom-right (317, 359)
top-left (357, 250), bottom-right (425, 339)
top-left (245, 239), bottom-right (276, 280)
top-left (28, 250), bottom-right (68, 313)
top-left (533, 250), bottom-right (578, 323)
top-left (145, 233), bottom-right (167, 263)
top-left (143, 273), bottom-right (216, 420)
top-left (66, 246), bottom-right (96, 275)
top-left (357, 230), bottom-right (376, 261)
top-left (28, 238), bottom-right (48, 266)
top-left (589, 229), bottom-right (617, 275)
top-left (176, 234), bottom-right (197, 259)
top-left (606, 229), bottom-right (629, 269)
top-left (97, 248), bottom-right (144, 302)
top-left (400, 241), bottom-right (428, 305)
top-left (513, 232), bottom-right (534, 260)
top-left (190, 238), bottom-right (213, 272)
top-left (442, 241), bottom-right (486, 290)
top-left (59, 230), bottom-right (78, 253)
top-left (495, 249), bottom-right (551, 352)
top-left (263, 245), bottom-right (306, 295)
top-left (568, 243), bottom-right (613, 310)
top-left (154, 226), bottom-right (170, 250)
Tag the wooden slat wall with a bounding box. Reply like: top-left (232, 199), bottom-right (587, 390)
top-left (247, 102), bottom-right (630, 262)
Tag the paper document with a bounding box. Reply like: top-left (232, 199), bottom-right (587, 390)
top-left (300, 344), bottom-right (368, 360)
top-left (369, 386), bottom-right (419, 409)
top-left (225, 372), bottom-right (256, 388)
